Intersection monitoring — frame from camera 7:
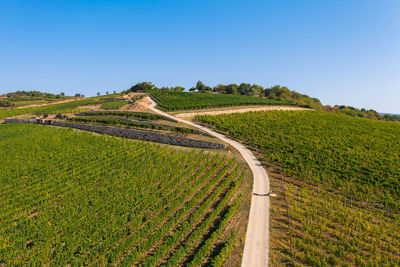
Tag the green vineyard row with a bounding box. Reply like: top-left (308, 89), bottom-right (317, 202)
top-left (197, 110), bottom-right (400, 265)
top-left (0, 124), bottom-right (243, 265)
top-left (148, 90), bottom-right (288, 111)
top-left (197, 110), bottom-right (400, 209)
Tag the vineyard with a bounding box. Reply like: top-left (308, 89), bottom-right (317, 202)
top-left (148, 90), bottom-right (288, 111)
top-left (0, 94), bottom-right (124, 119)
top-left (197, 110), bottom-right (400, 265)
top-left (75, 111), bottom-right (170, 121)
top-left (100, 100), bottom-right (128, 110)
top-left (67, 116), bottom-right (197, 135)
top-left (0, 98), bottom-right (97, 119)
top-left (0, 123), bottom-right (247, 265)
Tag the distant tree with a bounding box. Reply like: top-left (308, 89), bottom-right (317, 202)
top-left (195, 81), bottom-right (206, 92)
top-left (194, 81), bottom-right (211, 93)
top-left (251, 84), bottom-right (264, 96)
top-left (0, 100), bottom-right (13, 107)
top-left (113, 90), bottom-right (116, 94)
top-left (75, 93), bottom-right (82, 97)
top-left (97, 92), bottom-right (100, 96)
top-left (213, 84), bottom-right (227, 93)
top-left (171, 86), bottom-right (185, 92)
top-left (129, 82), bottom-right (156, 92)
top-left (60, 92), bottom-right (65, 96)
top-left (106, 91), bottom-right (109, 95)
top-left (225, 84), bottom-right (239, 94)
top-left (238, 83), bottom-right (252, 95)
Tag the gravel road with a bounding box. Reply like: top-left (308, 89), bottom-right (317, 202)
top-left (148, 97), bottom-right (270, 267)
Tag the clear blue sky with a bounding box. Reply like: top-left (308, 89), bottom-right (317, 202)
top-left (1, 0), bottom-right (399, 113)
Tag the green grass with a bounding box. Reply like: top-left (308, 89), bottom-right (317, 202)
top-left (197, 110), bottom-right (400, 265)
top-left (0, 124), bottom-right (243, 265)
top-left (148, 90), bottom-right (290, 111)
top-left (100, 100), bottom-right (127, 110)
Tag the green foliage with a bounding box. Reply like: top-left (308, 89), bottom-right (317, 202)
top-left (324, 105), bottom-right (400, 121)
top-left (68, 116), bottom-right (195, 135)
top-left (0, 99), bottom-right (88, 119)
top-left (383, 113), bottom-right (400, 121)
top-left (159, 86), bottom-right (185, 92)
top-left (5, 90), bottom-right (69, 99)
top-left (76, 111), bottom-right (168, 121)
top-left (198, 110), bottom-right (400, 265)
top-left (210, 230), bottom-right (236, 267)
top-left (0, 124), bottom-right (244, 265)
top-left (100, 100), bottom-right (127, 110)
top-left (264, 85), bottom-right (323, 109)
top-left (0, 100), bottom-right (14, 107)
top-left (286, 183), bottom-right (400, 266)
top-left (0, 96), bottom-right (110, 119)
top-left (197, 110), bottom-right (400, 209)
top-left (129, 81), bottom-right (156, 92)
top-left (148, 90), bottom-right (288, 111)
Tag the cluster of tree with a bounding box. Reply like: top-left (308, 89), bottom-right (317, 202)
top-left (128, 81), bottom-right (399, 122)
top-left (4, 90), bottom-right (85, 98)
top-left (0, 100), bottom-right (14, 107)
top-left (6, 90), bottom-right (64, 98)
top-left (323, 105), bottom-right (400, 121)
top-left (129, 81), bottom-right (322, 108)
top-left (129, 82), bottom-right (185, 92)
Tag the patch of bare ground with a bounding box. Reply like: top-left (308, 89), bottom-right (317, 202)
top-left (125, 93), bottom-right (153, 112)
top-left (76, 104), bottom-right (100, 110)
top-left (174, 105), bottom-right (310, 118)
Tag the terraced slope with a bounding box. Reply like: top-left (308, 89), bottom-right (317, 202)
top-left (0, 94), bottom-right (124, 119)
top-left (0, 124), bottom-right (245, 265)
top-left (197, 110), bottom-right (400, 265)
top-left (148, 90), bottom-right (288, 111)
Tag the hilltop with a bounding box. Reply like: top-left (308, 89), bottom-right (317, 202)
top-left (128, 81), bottom-right (400, 122)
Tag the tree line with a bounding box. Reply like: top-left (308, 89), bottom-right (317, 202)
top-left (129, 81), bottom-right (400, 121)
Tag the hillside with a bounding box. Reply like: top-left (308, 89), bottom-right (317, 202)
top-left (147, 90), bottom-right (289, 111)
top-left (197, 110), bottom-right (400, 265)
top-left (128, 81), bottom-right (400, 121)
top-left (0, 91), bottom-right (74, 108)
top-left (0, 123), bottom-right (249, 265)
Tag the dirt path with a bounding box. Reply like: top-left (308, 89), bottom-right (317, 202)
top-left (175, 105), bottom-right (308, 118)
top-left (148, 97), bottom-right (270, 267)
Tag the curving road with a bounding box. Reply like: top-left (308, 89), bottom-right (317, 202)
top-left (148, 98), bottom-right (270, 267)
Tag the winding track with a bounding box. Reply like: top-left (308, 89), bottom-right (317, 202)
top-left (148, 98), bottom-right (270, 267)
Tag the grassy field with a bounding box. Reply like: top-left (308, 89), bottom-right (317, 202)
top-left (0, 123), bottom-right (248, 265)
top-left (148, 90), bottom-right (289, 111)
top-left (197, 110), bottom-right (400, 265)
top-left (100, 100), bottom-right (128, 110)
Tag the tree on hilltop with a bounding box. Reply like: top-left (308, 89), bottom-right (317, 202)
top-left (129, 82), bottom-right (156, 92)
